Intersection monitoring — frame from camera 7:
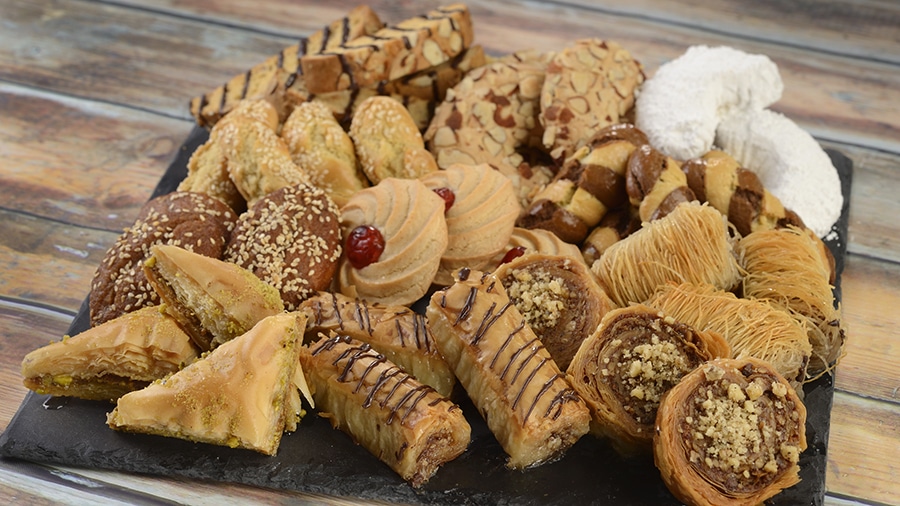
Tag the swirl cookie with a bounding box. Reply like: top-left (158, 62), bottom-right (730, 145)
top-left (349, 96), bottom-right (438, 184)
top-left (338, 177), bottom-right (448, 306)
top-left (90, 192), bottom-right (237, 326)
top-left (225, 182), bottom-right (342, 311)
top-left (486, 227), bottom-right (586, 273)
top-left (420, 163), bottom-right (521, 285)
top-left (281, 101), bottom-right (368, 207)
top-left (540, 39), bottom-right (644, 161)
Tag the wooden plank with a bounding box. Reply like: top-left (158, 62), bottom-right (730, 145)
top-left (834, 254), bottom-right (900, 404)
top-left (0, 83), bottom-right (191, 231)
top-left (827, 391), bottom-right (900, 505)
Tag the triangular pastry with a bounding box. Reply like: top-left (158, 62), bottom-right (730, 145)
top-left (21, 305), bottom-right (199, 402)
top-left (143, 244), bottom-right (284, 351)
top-left (107, 312), bottom-right (307, 456)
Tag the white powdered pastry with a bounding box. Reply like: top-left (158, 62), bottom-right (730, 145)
top-left (635, 45), bottom-right (783, 161)
top-left (716, 109), bottom-right (842, 237)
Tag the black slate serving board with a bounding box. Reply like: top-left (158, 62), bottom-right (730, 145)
top-left (0, 127), bottom-right (853, 505)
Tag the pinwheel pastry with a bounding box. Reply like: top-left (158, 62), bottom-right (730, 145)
top-left (337, 177), bottom-right (448, 306)
top-left (492, 253), bottom-right (616, 371)
top-left (21, 306), bottom-right (199, 402)
top-left (592, 201), bottom-right (741, 307)
top-left (646, 282), bottom-right (812, 390)
top-left (299, 335), bottom-right (470, 488)
top-left (566, 304), bottom-right (729, 455)
top-left (420, 163), bottom-right (521, 286)
top-left (654, 357), bottom-right (807, 506)
top-left (427, 268), bottom-right (591, 469)
top-left (737, 226), bottom-right (844, 373)
top-left (298, 291), bottom-right (456, 397)
top-left (108, 312), bottom-right (308, 456)
top-left (143, 244), bottom-right (284, 352)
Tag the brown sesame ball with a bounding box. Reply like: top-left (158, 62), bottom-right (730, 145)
top-left (224, 182), bottom-right (342, 311)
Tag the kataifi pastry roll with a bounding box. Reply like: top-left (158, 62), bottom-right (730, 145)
top-left (566, 304), bottom-right (730, 455)
top-left (298, 291), bottom-right (456, 397)
top-left (427, 268), bottom-right (591, 469)
top-left (492, 253), bottom-right (616, 371)
top-left (654, 357), bottom-right (807, 506)
top-left (21, 306), bottom-right (199, 402)
top-left (143, 244), bottom-right (284, 352)
top-left (299, 335), bottom-right (470, 488)
top-left (107, 312), bottom-right (307, 456)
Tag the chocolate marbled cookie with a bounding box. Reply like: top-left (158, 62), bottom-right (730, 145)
top-left (89, 192), bottom-right (237, 326)
top-left (225, 182), bottom-right (342, 311)
top-left (540, 39), bottom-right (644, 162)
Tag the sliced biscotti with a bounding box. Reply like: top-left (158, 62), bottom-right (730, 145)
top-left (299, 4), bottom-right (475, 94)
top-left (190, 5), bottom-right (384, 127)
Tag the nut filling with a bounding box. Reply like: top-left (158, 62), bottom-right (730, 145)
top-left (681, 365), bottom-right (803, 495)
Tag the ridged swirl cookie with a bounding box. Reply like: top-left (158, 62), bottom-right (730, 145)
top-left (338, 178), bottom-right (448, 306)
top-left (420, 163), bottom-right (521, 285)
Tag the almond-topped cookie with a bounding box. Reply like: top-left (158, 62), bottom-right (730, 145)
top-left (338, 177), bottom-right (448, 306)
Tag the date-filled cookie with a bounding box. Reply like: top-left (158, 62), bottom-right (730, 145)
top-left (225, 182), bottom-right (342, 311)
top-left (90, 192), bottom-right (237, 326)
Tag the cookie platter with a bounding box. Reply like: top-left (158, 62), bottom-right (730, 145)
top-left (0, 123), bottom-right (851, 504)
top-left (1, 2), bottom-right (853, 504)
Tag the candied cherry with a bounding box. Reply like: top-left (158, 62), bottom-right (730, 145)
top-left (432, 187), bottom-right (455, 213)
top-left (346, 225), bottom-right (385, 269)
top-left (499, 246), bottom-right (527, 265)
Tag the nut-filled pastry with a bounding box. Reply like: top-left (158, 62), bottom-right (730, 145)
top-left (427, 268), bottom-right (591, 469)
top-left (299, 335), bottom-right (470, 487)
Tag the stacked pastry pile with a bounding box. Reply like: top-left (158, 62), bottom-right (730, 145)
top-left (19, 3), bottom-right (846, 503)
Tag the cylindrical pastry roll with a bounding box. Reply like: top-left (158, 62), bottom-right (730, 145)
top-left (592, 201), bottom-right (742, 307)
top-left (626, 143), bottom-right (697, 222)
top-left (493, 253), bottom-right (616, 371)
top-left (299, 335), bottom-right (470, 488)
top-left (646, 282), bottom-right (812, 389)
top-left (298, 291), bottom-right (456, 397)
top-left (681, 150), bottom-right (804, 236)
top-left (427, 268), bottom-right (591, 469)
top-left (737, 226), bottom-right (844, 374)
top-left (654, 357), bottom-right (807, 506)
top-left (567, 304), bottom-right (730, 455)
top-left (580, 207), bottom-right (641, 266)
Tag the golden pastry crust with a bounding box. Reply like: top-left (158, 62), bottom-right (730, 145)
top-left (225, 183), bottom-right (342, 311)
top-left (420, 163), bottom-right (521, 285)
top-left (281, 101), bottom-right (367, 207)
top-left (349, 96), bottom-right (438, 184)
top-left (626, 143), bottom-right (697, 222)
top-left (654, 357), bottom-right (807, 506)
top-left (338, 178), bottom-right (448, 306)
top-left (107, 312), bottom-right (308, 456)
top-left (89, 192), bottom-right (237, 326)
top-left (567, 304), bottom-right (730, 455)
top-left (427, 268), bottom-right (591, 469)
top-left (540, 39), bottom-right (644, 160)
top-left (299, 291), bottom-right (456, 397)
top-left (486, 227), bottom-right (586, 273)
top-left (299, 4), bottom-right (474, 94)
top-left (493, 253), bottom-right (616, 371)
top-left (143, 244), bottom-right (284, 352)
top-left (21, 306), bottom-right (199, 402)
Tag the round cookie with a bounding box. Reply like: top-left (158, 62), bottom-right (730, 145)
top-left (90, 191), bottom-right (237, 327)
top-left (225, 182), bottom-right (342, 311)
top-left (338, 177), bottom-right (448, 306)
top-left (540, 39), bottom-right (644, 161)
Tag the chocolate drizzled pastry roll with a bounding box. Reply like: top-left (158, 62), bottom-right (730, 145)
top-left (654, 358), bottom-right (807, 506)
top-left (566, 304), bottom-right (729, 455)
top-left (427, 268), bottom-right (591, 469)
top-left (681, 150), bottom-right (804, 236)
top-left (299, 335), bottom-right (470, 488)
top-left (299, 291), bottom-right (456, 397)
top-left (493, 253), bottom-right (616, 371)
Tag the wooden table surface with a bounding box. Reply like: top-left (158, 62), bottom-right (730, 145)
top-left (1, 0), bottom-right (898, 504)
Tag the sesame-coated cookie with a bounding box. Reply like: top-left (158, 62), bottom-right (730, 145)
top-left (89, 191), bottom-right (237, 327)
top-left (224, 182), bottom-right (342, 311)
top-left (540, 39), bottom-right (644, 161)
